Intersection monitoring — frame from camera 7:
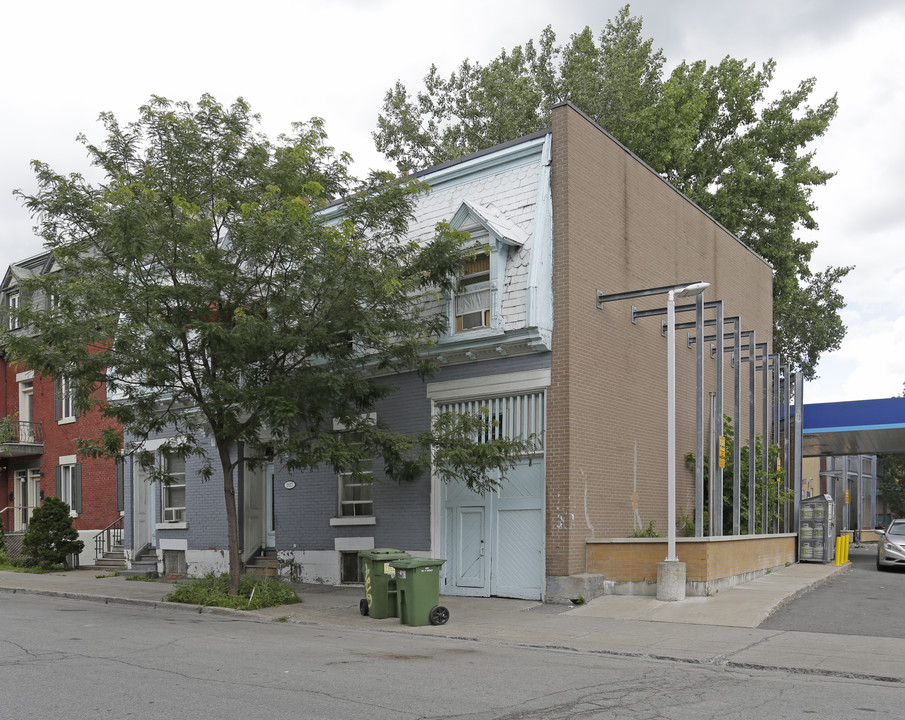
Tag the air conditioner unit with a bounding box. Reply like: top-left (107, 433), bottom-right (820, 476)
top-left (164, 508), bottom-right (185, 523)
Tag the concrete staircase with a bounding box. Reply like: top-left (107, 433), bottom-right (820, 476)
top-left (94, 543), bottom-right (127, 572)
top-left (244, 548), bottom-right (278, 578)
top-left (118, 548), bottom-right (159, 578)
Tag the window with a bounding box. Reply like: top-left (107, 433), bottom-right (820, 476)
top-left (338, 443), bottom-right (374, 518)
top-left (340, 552), bottom-right (364, 584)
top-left (55, 461), bottom-right (82, 514)
top-left (6, 291), bottom-right (19, 330)
top-left (162, 454), bottom-right (186, 523)
top-left (455, 253), bottom-right (491, 332)
top-left (59, 376), bottom-right (75, 420)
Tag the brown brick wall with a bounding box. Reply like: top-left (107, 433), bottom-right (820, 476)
top-left (587, 535), bottom-right (796, 583)
top-left (547, 104), bottom-right (774, 578)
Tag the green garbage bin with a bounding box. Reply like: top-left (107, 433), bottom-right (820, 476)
top-left (390, 557), bottom-right (449, 626)
top-left (358, 548), bottom-right (410, 619)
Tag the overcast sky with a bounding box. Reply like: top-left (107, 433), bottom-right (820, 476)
top-left (2, 0), bottom-right (903, 404)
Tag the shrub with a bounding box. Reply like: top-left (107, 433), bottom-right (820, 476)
top-left (22, 497), bottom-right (84, 569)
top-left (164, 573), bottom-right (302, 610)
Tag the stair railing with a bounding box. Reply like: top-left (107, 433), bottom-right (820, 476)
top-left (94, 515), bottom-right (124, 559)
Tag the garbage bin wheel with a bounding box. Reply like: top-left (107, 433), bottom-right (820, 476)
top-left (429, 605), bottom-right (449, 626)
top-left (359, 599), bottom-right (370, 616)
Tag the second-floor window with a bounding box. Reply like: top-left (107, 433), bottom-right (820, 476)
top-left (455, 253), bottom-right (491, 332)
top-left (55, 376), bottom-right (78, 422)
top-left (338, 433), bottom-right (374, 518)
top-left (60, 376), bottom-right (75, 420)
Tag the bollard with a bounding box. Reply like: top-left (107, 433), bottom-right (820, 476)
top-left (835, 536), bottom-right (843, 566)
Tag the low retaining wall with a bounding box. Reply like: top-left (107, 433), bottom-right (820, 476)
top-left (586, 534), bottom-right (797, 597)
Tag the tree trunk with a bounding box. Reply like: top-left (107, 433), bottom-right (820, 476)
top-left (218, 443), bottom-right (242, 596)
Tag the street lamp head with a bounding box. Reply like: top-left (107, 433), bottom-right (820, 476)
top-left (677, 282), bottom-right (710, 298)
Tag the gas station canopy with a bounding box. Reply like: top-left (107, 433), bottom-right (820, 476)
top-left (802, 397), bottom-right (905, 456)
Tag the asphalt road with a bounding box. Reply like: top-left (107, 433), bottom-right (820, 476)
top-left (760, 545), bottom-right (905, 637)
top-left (2, 592), bottom-right (904, 720)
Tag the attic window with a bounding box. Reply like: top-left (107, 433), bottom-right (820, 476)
top-left (455, 253), bottom-right (491, 332)
top-left (6, 291), bottom-right (20, 331)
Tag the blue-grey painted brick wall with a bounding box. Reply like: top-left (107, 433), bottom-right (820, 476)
top-left (124, 352), bottom-right (551, 555)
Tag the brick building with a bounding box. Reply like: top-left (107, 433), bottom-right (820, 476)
top-left (121, 103), bottom-right (795, 601)
top-left (1, 251), bottom-right (122, 566)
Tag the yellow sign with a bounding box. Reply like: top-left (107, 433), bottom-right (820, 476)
top-left (845, 489), bottom-right (850, 504)
top-left (718, 436), bottom-right (726, 468)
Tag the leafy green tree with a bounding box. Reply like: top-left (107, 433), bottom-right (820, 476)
top-left (6, 95), bottom-right (532, 595)
top-left (686, 417), bottom-right (791, 535)
top-left (375, 6), bottom-right (850, 379)
top-left (22, 497), bottom-right (84, 569)
top-left (878, 382), bottom-right (905, 519)
top-left (878, 454), bottom-right (905, 520)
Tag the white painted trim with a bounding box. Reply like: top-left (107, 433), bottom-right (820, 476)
top-left (57, 417), bottom-right (76, 426)
top-left (329, 516), bottom-right (376, 526)
top-left (334, 536), bottom-right (375, 552)
top-left (156, 522), bottom-right (188, 531)
top-left (130, 436), bottom-right (187, 453)
top-left (426, 368), bottom-right (551, 402)
top-left (58, 454), bottom-right (77, 465)
top-left (16, 370), bottom-right (34, 382)
top-left (159, 538), bottom-right (188, 550)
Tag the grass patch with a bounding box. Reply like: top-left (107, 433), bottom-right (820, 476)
top-left (0, 554), bottom-right (67, 573)
top-left (126, 574), bottom-right (156, 582)
top-left (163, 573), bottom-right (302, 610)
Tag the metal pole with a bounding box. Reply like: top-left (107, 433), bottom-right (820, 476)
top-left (783, 363), bottom-right (791, 533)
top-left (746, 332), bottom-right (757, 535)
top-left (793, 371), bottom-right (803, 537)
top-left (667, 289), bottom-right (678, 561)
top-left (695, 293), bottom-right (705, 538)
top-left (714, 302), bottom-right (724, 536)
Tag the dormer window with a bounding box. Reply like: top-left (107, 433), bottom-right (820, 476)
top-left (6, 291), bottom-right (19, 330)
top-left (455, 253), bottom-right (491, 332)
top-left (445, 200), bottom-right (527, 339)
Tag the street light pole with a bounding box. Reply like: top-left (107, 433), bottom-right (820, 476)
top-left (597, 279), bottom-right (710, 601)
top-left (667, 288), bottom-right (678, 562)
top-left (665, 282), bottom-right (709, 564)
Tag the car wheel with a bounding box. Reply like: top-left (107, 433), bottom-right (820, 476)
top-left (877, 558), bottom-right (887, 571)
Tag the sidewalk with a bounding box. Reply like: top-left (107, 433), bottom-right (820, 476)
top-left (2, 556), bottom-right (903, 684)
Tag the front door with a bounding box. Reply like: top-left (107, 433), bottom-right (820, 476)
top-left (133, 463), bottom-right (155, 551)
top-left (265, 463), bottom-right (275, 548)
top-left (243, 461), bottom-right (266, 561)
top-left (13, 468), bottom-right (40, 531)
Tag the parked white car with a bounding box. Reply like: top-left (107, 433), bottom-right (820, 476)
top-left (876, 520), bottom-right (905, 570)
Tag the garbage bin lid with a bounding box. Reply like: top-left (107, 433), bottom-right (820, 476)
top-left (358, 548), bottom-right (410, 560)
top-left (389, 557), bottom-right (447, 569)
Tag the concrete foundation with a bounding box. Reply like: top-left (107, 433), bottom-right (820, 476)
top-left (656, 560), bottom-right (686, 602)
top-left (545, 573), bottom-right (606, 604)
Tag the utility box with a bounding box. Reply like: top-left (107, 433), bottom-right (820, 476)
top-left (800, 494), bottom-right (836, 564)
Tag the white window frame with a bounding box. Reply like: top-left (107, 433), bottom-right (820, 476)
top-left (59, 375), bottom-right (76, 421)
top-left (445, 231), bottom-right (507, 338)
top-left (331, 414), bottom-right (376, 525)
top-left (162, 453), bottom-right (186, 523)
top-left (7, 291), bottom-right (19, 331)
top-left (59, 463), bottom-right (75, 514)
top-left (454, 251), bottom-right (491, 332)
